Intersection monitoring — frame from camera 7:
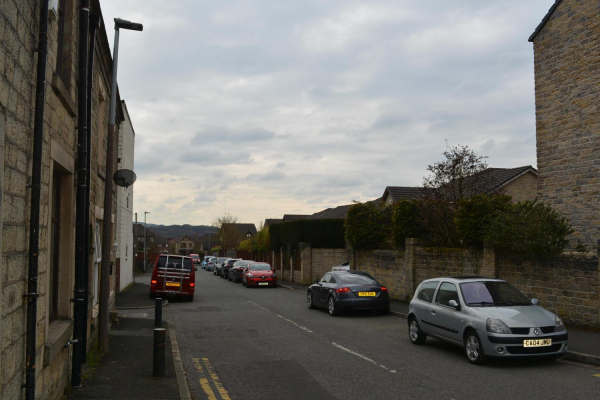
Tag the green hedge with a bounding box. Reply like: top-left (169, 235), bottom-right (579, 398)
top-left (455, 194), bottom-right (512, 248)
top-left (269, 219), bottom-right (346, 252)
top-left (392, 200), bottom-right (426, 249)
top-left (345, 202), bottom-right (392, 250)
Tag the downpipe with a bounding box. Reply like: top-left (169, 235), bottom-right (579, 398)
top-left (23, 0), bottom-right (50, 399)
top-left (71, 0), bottom-right (90, 388)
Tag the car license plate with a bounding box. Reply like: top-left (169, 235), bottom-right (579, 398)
top-left (165, 282), bottom-right (180, 287)
top-left (523, 339), bottom-right (552, 347)
top-left (358, 292), bottom-right (376, 297)
top-left (258, 282), bottom-right (269, 286)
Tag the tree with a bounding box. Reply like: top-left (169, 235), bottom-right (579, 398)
top-left (423, 145), bottom-right (492, 206)
top-left (392, 200), bottom-right (426, 248)
top-left (212, 212), bottom-right (242, 251)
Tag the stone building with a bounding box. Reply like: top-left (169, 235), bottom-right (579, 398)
top-left (529, 0), bottom-right (600, 250)
top-left (0, 1), bottom-right (132, 398)
top-left (175, 235), bottom-right (194, 255)
top-left (115, 101), bottom-right (135, 292)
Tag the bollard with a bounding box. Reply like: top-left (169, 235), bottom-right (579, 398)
top-left (153, 328), bottom-right (166, 377)
top-left (155, 298), bottom-right (162, 328)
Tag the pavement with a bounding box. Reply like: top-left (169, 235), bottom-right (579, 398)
top-left (69, 274), bottom-right (187, 400)
top-left (278, 280), bottom-right (600, 366)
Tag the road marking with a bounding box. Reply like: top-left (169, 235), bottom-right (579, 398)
top-left (331, 342), bottom-right (396, 373)
top-left (192, 358), bottom-right (217, 400)
top-left (202, 358), bottom-right (231, 400)
top-left (276, 314), bottom-right (313, 333)
top-left (247, 300), bottom-right (270, 311)
top-left (594, 374), bottom-right (600, 378)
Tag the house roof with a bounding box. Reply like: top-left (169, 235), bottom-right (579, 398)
top-left (264, 219), bottom-right (283, 227)
top-left (176, 235), bottom-right (193, 243)
top-left (282, 214), bottom-right (310, 222)
top-left (222, 223), bottom-right (258, 236)
top-left (478, 165), bottom-right (538, 193)
top-left (309, 204), bottom-right (354, 220)
top-left (528, 0), bottom-right (564, 42)
top-left (382, 187), bottom-right (425, 203)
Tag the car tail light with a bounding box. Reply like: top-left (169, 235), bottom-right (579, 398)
top-left (335, 287), bottom-right (351, 293)
top-left (381, 286), bottom-right (388, 291)
top-left (151, 280), bottom-right (157, 284)
top-left (190, 283), bottom-right (195, 288)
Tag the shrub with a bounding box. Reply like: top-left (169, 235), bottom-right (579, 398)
top-left (392, 200), bottom-right (426, 248)
top-left (269, 219), bottom-right (346, 253)
top-left (345, 202), bottom-right (392, 250)
top-left (485, 201), bottom-right (573, 257)
top-left (455, 194), bottom-right (512, 248)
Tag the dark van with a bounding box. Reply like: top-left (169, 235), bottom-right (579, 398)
top-left (150, 254), bottom-right (196, 301)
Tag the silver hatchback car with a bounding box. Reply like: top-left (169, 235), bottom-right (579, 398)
top-left (408, 277), bottom-right (568, 364)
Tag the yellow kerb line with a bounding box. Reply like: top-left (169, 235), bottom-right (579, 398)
top-left (202, 358), bottom-right (231, 400)
top-left (192, 358), bottom-right (217, 399)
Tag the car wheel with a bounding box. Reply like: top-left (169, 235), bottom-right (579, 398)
top-left (188, 295), bottom-right (194, 302)
top-left (328, 296), bottom-right (339, 316)
top-left (379, 306), bottom-right (390, 315)
top-left (408, 317), bottom-right (426, 345)
top-left (246, 282), bottom-right (251, 288)
top-left (307, 291), bottom-right (316, 309)
top-left (465, 331), bottom-right (486, 365)
top-left (149, 293), bottom-right (155, 300)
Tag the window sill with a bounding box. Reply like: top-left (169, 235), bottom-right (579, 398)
top-left (44, 319), bottom-right (73, 366)
top-left (51, 74), bottom-right (77, 117)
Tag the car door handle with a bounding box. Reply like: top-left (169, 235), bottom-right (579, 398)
top-left (430, 310), bottom-right (436, 315)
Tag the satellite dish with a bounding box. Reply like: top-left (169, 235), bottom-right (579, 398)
top-left (113, 169), bottom-right (137, 188)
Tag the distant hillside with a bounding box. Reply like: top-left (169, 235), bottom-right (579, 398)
top-left (143, 224), bottom-right (217, 240)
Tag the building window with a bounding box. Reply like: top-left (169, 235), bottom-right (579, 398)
top-left (55, 0), bottom-right (73, 86)
top-left (49, 172), bottom-right (62, 320)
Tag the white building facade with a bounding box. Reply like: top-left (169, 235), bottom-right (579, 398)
top-left (116, 101), bottom-right (136, 292)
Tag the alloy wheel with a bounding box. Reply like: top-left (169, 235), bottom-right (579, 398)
top-left (466, 335), bottom-right (480, 361)
top-left (409, 320), bottom-right (419, 342)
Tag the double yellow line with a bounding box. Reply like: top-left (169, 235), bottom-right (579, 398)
top-left (191, 358), bottom-right (231, 400)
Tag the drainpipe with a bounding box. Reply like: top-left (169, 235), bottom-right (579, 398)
top-left (81, 13), bottom-right (100, 365)
top-left (72, 0), bottom-right (90, 388)
top-left (24, 0), bottom-right (50, 399)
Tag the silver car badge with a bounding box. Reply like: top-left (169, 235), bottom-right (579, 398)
top-left (534, 329), bottom-right (540, 336)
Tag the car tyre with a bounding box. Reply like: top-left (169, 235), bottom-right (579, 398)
top-left (307, 291), bottom-right (316, 309)
top-left (464, 331), bottom-right (486, 365)
top-left (328, 296), bottom-right (339, 316)
top-left (408, 317), bottom-right (427, 345)
top-left (149, 293), bottom-right (155, 300)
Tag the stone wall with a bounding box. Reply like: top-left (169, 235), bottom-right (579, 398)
top-left (532, 0), bottom-right (600, 251)
top-left (502, 171), bottom-right (538, 203)
top-left (286, 240), bottom-right (600, 327)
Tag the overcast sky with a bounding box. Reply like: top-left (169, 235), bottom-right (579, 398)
top-left (100, 0), bottom-right (553, 227)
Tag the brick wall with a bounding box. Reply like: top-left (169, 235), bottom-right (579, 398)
top-left (532, 0), bottom-right (600, 250)
top-left (502, 171), bottom-right (538, 203)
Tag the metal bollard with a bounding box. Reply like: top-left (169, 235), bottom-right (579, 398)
top-left (155, 298), bottom-right (162, 328)
top-left (153, 328), bottom-right (166, 377)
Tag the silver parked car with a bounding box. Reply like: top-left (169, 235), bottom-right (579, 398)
top-left (408, 277), bottom-right (568, 364)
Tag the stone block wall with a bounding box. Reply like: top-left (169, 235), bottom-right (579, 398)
top-left (352, 250), bottom-right (409, 300)
top-left (497, 254), bottom-right (599, 327)
top-left (502, 171), bottom-right (538, 203)
top-left (532, 0), bottom-right (600, 250)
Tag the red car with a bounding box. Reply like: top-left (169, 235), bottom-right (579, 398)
top-left (243, 262), bottom-right (277, 288)
top-left (150, 254), bottom-right (196, 301)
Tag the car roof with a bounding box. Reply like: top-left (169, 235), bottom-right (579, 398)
top-left (422, 276), bottom-right (505, 283)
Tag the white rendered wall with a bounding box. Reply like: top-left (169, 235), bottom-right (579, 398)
top-left (116, 101), bottom-right (135, 291)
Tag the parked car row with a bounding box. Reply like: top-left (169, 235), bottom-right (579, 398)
top-left (202, 256), bottom-right (278, 287)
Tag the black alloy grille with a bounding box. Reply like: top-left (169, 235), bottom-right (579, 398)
top-left (540, 326), bottom-right (556, 334)
top-left (506, 344), bottom-right (562, 355)
top-left (510, 327), bottom-right (530, 335)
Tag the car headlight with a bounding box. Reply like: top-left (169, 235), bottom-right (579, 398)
top-left (247, 273), bottom-right (254, 278)
top-left (555, 315), bottom-right (566, 332)
top-left (486, 318), bottom-right (511, 334)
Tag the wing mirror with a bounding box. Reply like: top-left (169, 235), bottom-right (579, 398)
top-left (313, 278), bottom-right (319, 284)
top-left (531, 298), bottom-right (539, 305)
top-left (448, 300), bottom-right (461, 311)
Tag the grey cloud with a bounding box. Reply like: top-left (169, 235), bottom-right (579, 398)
top-left (192, 127), bottom-right (276, 144)
top-left (244, 171), bottom-right (287, 181)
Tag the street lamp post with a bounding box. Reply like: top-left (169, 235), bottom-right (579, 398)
top-left (99, 17), bottom-right (143, 353)
top-left (144, 211), bottom-right (150, 273)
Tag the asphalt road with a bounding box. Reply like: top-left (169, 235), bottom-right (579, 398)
top-left (165, 270), bottom-right (600, 400)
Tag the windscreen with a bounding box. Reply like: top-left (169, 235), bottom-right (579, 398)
top-left (460, 281), bottom-right (531, 306)
top-left (217, 258), bottom-right (228, 263)
top-left (249, 263), bottom-right (271, 271)
top-left (338, 274), bottom-right (378, 285)
top-left (157, 256), bottom-right (193, 271)
top-left (191, 255), bottom-right (199, 260)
